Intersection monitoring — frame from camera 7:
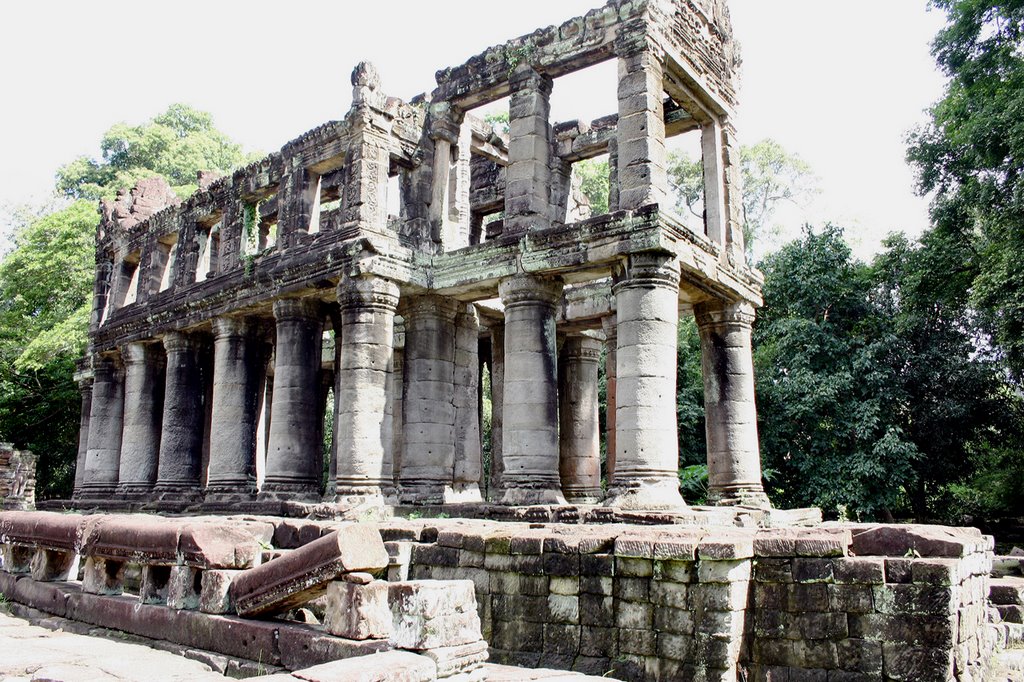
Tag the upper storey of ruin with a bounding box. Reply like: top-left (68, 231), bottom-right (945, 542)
top-left (88, 0), bottom-right (755, 354)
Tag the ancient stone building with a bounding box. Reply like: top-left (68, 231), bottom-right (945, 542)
top-left (72, 0), bottom-right (770, 514)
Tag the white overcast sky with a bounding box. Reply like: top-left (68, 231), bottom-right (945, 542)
top-left (0, 1), bottom-right (946, 259)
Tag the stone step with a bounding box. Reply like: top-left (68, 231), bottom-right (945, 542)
top-left (992, 555), bottom-right (1024, 578)
top-left (991, 577), bottom-right (1024, 606)
top-left (1004, 622), bottom-right (1024, 649)
top-left (988, 650), bottom-right (1024, 681)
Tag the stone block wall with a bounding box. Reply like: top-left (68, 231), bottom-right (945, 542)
top-left (396, 521), bottom-right (997, 681)
top-left (0, 444), bottom-right (35, 510)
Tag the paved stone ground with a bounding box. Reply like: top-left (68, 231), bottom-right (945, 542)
top-left (0, 610), bottom-right (227, 681)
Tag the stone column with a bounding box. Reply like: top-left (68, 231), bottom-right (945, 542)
top-left (487, 323), bottom-right (505, 501)
top-left (605, 254), bottom-right (685, 510)
top-left (399, 295), bottom-right (458, 504)
top-left (601, 315), bottom-right (618, 485)
top-left (390, 318), bottom-right (405, 490)
top-left (559, 336), bottom-right (603, 503)
top-left (155, 332), bottom-right (206, 501)
top-left (452, 304), bottom-right (483, 502)
top-left (335, 275), bottom-right (400, 504)
top-left (79, 354), bottom-right (123, 498)
top-left (615, 45), bottom-right (668, 210)
top-left (695, 301), bottom-right (770, 508)
top-left (206, 317), bottom-right (265, 501)
top-left (505, 65), bottom-right (553, 236)
top-left (117, 342), bottom-right (164, 497)
top-left (497, 274), bottom-right (564, 505)
top-left (72, 376), bottom-right (93, 495)
top-left (260, 299), bottom-right (323, 502)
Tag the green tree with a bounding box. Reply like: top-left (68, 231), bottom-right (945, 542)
top-left (56, 103), bottom-right (250, 200)
top-left (906, 0), bottom-right (1024, 379)
top-left (575, 158), bottom-right (610, 215)
top-left (668, 139), bottom-right (817, 254)
top-left (0, 105), bottom-right (250, 499)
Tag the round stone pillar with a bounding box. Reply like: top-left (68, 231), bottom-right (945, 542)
top-left (155, 331), bottom-right (206, 501)
top-left (79, 354), bottom-right (124, 498)
top-left (72, 376), bottom-right (94, 496)
top-left (335, 275), bottom-right (400, 504)
top-left (695, 300), bottom-right (771, 508)
top-left (207, 316), bottom-right (265, 501)
top-left (260, 299), bottom-right (324, 502)
top-left (605, 254), bottom-right (686, 510)
top-left (117, 342), bottom-right (164, 497)
top-left (399, 295), bottom-right (458, 504)
top-left (497, 274), bottom-right (565, 505)
top-left (559, 335), bottom-right (603, 503)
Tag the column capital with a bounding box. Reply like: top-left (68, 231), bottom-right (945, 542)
top-left (509, 63), bottom-right (553, 95)
top-left (121, 340), bottom-right (159, 366)
top-left (428, 102), bottom-right (464, 145)
top-left (564, 335), bottom-right (602, 363)
top-left (694, 299), bottom-right (756, 329)
top-left (337, 275), bottom-right (400, 313)
top-left (272, 297), bottom-right (322, 323)
top-left (612, 253), bottom-right (680, 293)
top-left (212, 315), bottom-right (258, 341)
top-left (161, 330), bottom-right (198, 354)
top-left (398, 293), bottom-right (459, 322)
top-left (498, 274), bottom-right (563, 308)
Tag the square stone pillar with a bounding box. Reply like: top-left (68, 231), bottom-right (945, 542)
top-left (398, 295), bottom-right (458, 504)
top-left (206, 316), bottom-right (267, 502)
top-left (390, 317), bottom-right (405, 491)
top-left (695, 300), bottom-right (770, 508)
top-left (504, 65), bottom-right (553, 236)
top-left (155, 331), bottom-right (207, 503)
top-left (558, 336), bottom-right (603, 504)
top-left (117, 341), bottom-right (164, 498)
top-left (601, 315), bottom-right (618, 486)
top-left (605, 254), bottom-right (686, 510)
top-left (260, 299), bottom-right (324, 502)
top-left (72, 375), bottom-right (93, 496)
top-left (497, 274), bottom-right (565, 505)
top-left (335, 275), bottom-right (400, 505)
top-left (615, 45), bottom-right (668, 210)
top-left (78, 354), bottom-right (124, 499)
top-left (452, 304), bottom-right (483, 502)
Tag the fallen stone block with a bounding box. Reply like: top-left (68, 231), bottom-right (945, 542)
top-left (991, 578), bottom-right (1024, 606)
top-left (291, 650), bottom-right (436, 682)
top-left (323, 579), bottom-right (392, 640)
top-left (278, 625), bottom-right (392, 671)
top-left (200, 569), bottom-right (241, 614)
top-left (231, 524), bottom-right (388, 617)
top-left (849, 524), bottom-right (985, 558)
top-left (388, 580), bottom-right (482, 650)
top-left (421, 640), bottom-right (489, 678)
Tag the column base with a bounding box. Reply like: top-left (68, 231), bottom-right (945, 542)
top-left (204, 483), bottom-right (257, 505)
top-left (604, 477), bottom-right (688, 511)
top-left (258, 482), bottom-right (322, 504)
top-left (399, 483), bottom-right (484, 505)
top-left (497, 485), bottom-right (567, 506)
top-left (115, 483), bottom-right (154, 500)
top-left (707, 486), bottom-right (772, 509)
top-left (147, 483), bottom-right (204, 511)
top-left (563, 487), bottom-right (603, 505)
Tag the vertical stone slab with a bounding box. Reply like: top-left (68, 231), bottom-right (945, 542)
top-left (335, 275), bottom-right (400, 504)
top-left (602, 315), bottom-right (618, 486)
top-left (505, 65), bottom-right (553, 236)
top-left (452, 304), bottom-right (483, 502)
top-left (207, 316), bottom-right (266, 501)
top-left (497, 274), bottom-right (565, 505)
top-left (155, 332), bottom-right (206, 502)
top-left (344, 62), bottom-right (391, 235)
top-left (607, 137), bottom-right (620, 213)
top-left (488, 323), bottom-right (505, 502)
top-left (80, 354), bottom-right (124, 498)
top-left (605, 254), bottom-right (685, 510)
top-left (399, 295), bottom-right (457, 504)
top-left (695, 301), bottom-right (770, 508)
top-left (616, 46), bottom-right (668, 211)
top-left (549, 158), bottom-right (572, 224)
top-left (117, 341), bottom-right (164, 497)
top-left (72, 374), bottom-right (93, 496)
top-left (261, 299), bottom-right (324, 502)
top-left (721, 120), bottom-right (747, 263)
top-left (559, 336), bottom-right (603, 504)
top-left (391, 318), bottom-right (405, 491)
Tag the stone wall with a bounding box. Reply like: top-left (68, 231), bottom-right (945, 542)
top-left (0, 445), bottom-right (35, 510)
top-left (396, 521), bottom-right (997, 681)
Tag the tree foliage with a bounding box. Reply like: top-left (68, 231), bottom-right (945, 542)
top-left (907, 0), bottom-right (1024, 379)
top-left (56, 103), bottom-right (250, 201)
top-left (0, 105), bottom-right (250, 499)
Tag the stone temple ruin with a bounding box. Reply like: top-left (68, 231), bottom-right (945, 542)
top-left (3, 1), bottom-right (1024, 681)
top-left (69, 0), bottom-right (768, 515)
